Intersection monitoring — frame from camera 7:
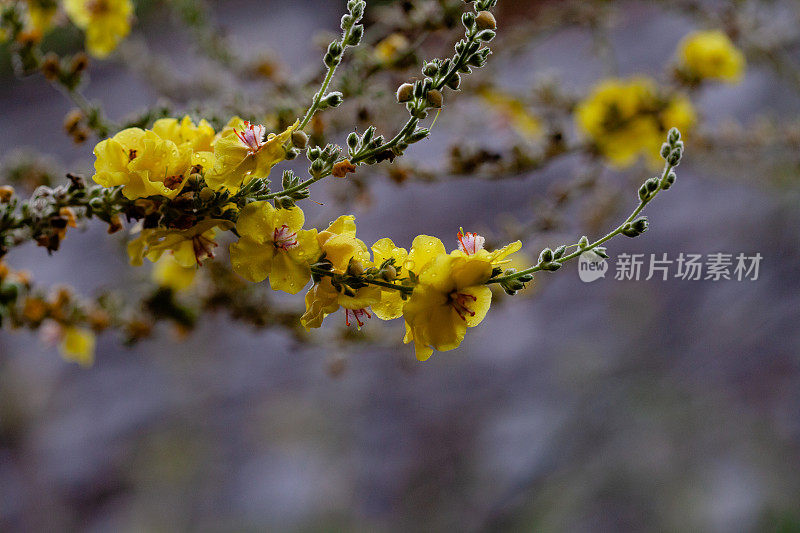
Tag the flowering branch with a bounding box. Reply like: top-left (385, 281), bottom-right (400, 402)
top-left (487, 128), bottom-right (684, 294)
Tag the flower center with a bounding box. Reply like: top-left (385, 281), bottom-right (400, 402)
top-left (163, 174), bottom-right (184, 190)
top-left (192, 234), bottom-right (217, 264)
top-left (273, 224), bottom-right (298, 250)
top-left (457, 230), bottom-right (485, 255)
top-left (344, 308), bottom-right (372, 329)
top-left (449, 291), bottom-right (477, 321)
top-left (234, 121), bottom-right (268, 154)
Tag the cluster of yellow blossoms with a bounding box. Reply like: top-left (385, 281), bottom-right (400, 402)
top-left (574, 29), bottom-right (744, 168)
top-left (229, 202), bottom-right (522, 361)
top-left (575, 76), bottom-right (696, 167)
top-left (89, 114), bottom-right (525, 361)
top-left (1, 0), bottom-right (132, 58)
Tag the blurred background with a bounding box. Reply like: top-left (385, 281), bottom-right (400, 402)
top-left (1, 0), bottom-right (800, 531)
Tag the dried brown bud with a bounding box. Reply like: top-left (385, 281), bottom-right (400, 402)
top-left (332, 159), bottom-right (357, 178)
top-left (41, 53), bottom-right (61, 81)
top-left (22, 297), bottom-right (48, 323)
top-left (63, 109), bottom-right (84, 133)
top-left (88, 308), bottom-right (111, 331)
top-left (16, 29), bottom-right (42, 47)
top-left (475, 11), bottom-right (497, 31)
top-left (396, 82), bottom-right (414, 103)
top-left (291, 130), bottom-right (308, 149)
top-left (72, 127), bottom-right (89, 144)
top-left (134, 198), bottom-right (158, 216)
top-left (0, 186), bottom-right (15, 203)
top-left (426, 89), bottom-right (443, 108)
top-left (59, 207), bottom-right (78, 228)
top-left (107, 215), bottom-right (123, 234)
top-left (69, 52), bottom-right (89, 75)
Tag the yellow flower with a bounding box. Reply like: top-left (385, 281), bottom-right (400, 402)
top-left (403, 253), bottom-right (494, 361)
top-left (64, 0), bottom-right (132, 58)
top-left (128, 219), bottom-right (232, 267)
top-left (451, 229), bottom-right (522, 265)
top-left (575, 77), bottom-right (696, 167)
top-left (479, 88), bottom-right (542, 139)
top-left (60, 326), bottom-right (96, 367)
top-left (370, 237), bottom-right (408, 320)
top-left (205, 119), bottom-right (298, 192)
top-left (152, 115), bottom-right (216, 170)
top-left (153, 255), bottom-right (196, 292)
top-left (26, 1), bottom-right (58, 34)
top-left (229, 201), bottom-right (320, 294)
top-left (678, 30), bottom-right (745, 83)
top-left (374, 33), bottom-right (410, 64)
top-left (300, 215), bottom-right (380, 330)
top-left (92, 127), bottom-right (194, 200)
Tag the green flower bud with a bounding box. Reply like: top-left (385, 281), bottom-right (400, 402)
top-left (322, 91), bottom-right (344, 108)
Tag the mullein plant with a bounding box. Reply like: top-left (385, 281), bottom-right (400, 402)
top-left (0, 0), bottom-right (686, 364)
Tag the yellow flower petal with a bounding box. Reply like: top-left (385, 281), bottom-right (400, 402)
top-left (405, 235), bottom-right (446, 275)
top-left (229, 235), bottom-right (276, 283)
top-left (60, 326), bottom-right (96, 367)
top-left (236, 201), bottom-right (279, 244)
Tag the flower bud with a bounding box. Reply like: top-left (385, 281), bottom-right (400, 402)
top-left (69, 52), bottom-right (89, 75)
top-left (426, 89), bottom-right (443, 108)
top-left (381, 264), bottom-right (397, 281)
top-left (0, 186), bottom-right (15, 203)
top-left (41, 52), bottom-right (61, 81)
top-left (322, 91), bottom-right (344, 108)
top-left (396, 82), bottom-right (414, 103)
top-left (423, 62), bottom-right (438, 76)
top-left (291, 130), bottom-right (308, 149)
top-left (348, 259), bottom-right (365, 277)
top-left (63, 109), bottom-right (84, 133)
top-left (475, 10), bottom-right (497, 30)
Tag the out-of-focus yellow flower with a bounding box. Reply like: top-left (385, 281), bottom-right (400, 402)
top-left (479, 88), bottom-right (542, 139)
top-left (374, 33), bottom-right (410, 64)
top-left (92, 127), bottom-right (194, 200)
top-left (575, 77), bottom-right (696, 167)
top-left (128, 219), bottom-right (232, 267)
top-left (403, 252), bottom-right (493, 361)
top-left (153, 255), bottom-right (196, 292)
top-left (60, 326), bottom-right (96, 366)
top-left (229, 201), bottom-right (320, 294)
top-left (370, 237), bottom-right (408, 320)
top-left (300, 215), bottom-right (380, 330)
top-left (64, 0), bottom-right (132, 58)
top-left (205, 119), bottom-right (298, 193)
top-left (678, 30), bottom-right (745, 83)
top-left (26, 1), bottom-right (57, 34)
